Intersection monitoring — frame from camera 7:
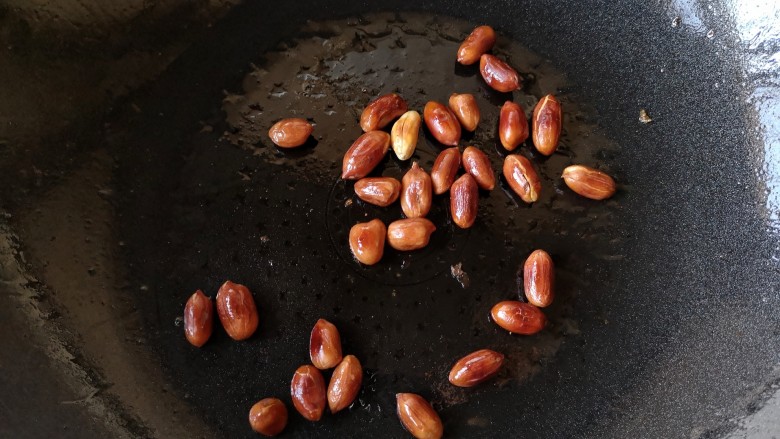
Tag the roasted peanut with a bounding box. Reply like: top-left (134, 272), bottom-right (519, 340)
top-left (490, 300), bottom-right (546, 335)
top-left (401, 162), bottom-right (433, 218)
top-left (430, 147), bottom-right (461, 195)
top-left (268, 118), bottom-right (313, 148)
top-left (479, 54), bottom-right (521, 93)
top-left (499, 101), bottom-right (528, 151)
top-left (457, 25), bottom-right (496, 65)
top-left (354, 177), bottom-right (401, 207)
top-left (391, 110), bottom-right (421, 160)
top-left (532, 94), bottom-right (561, 156)
top-left (448, 93), bottom-right (480, 132)
top-left (348, 219), bottom-right (387, 266)
top-left (341, 131), bottom-right (391, 180)
top-left (502, 154), bottom-right (541, 203)
top-left (183, 289), bottom-right (213, 347)
top-left (327, 355), bottom-right (363, 413)
top-left (423, 101), bottom-right (461, 146)
top-left (450, 174), bottom-right (478, 229)
top-left (524, 249), bottom-right (554, 308)
top-left (462, 146), bottom-right (495, 191)
top-left (360, 93), bottom-right (408, 132)
top-left (448, 349), bottom-right (505, 387)
top-left (310, 319), bottom-right (343, 369)
top-left (396, 393), bottom-right (443, 439)
top-left (249, 398), bottom-right (288, 437)
top-left (216, 281), bottom-right (259, 341)
top-left (387, 218), bottom-right (436, 251)
top-left (562, 165), bottom-right (616, 200)
top-left (291, 365), bottom-right (327, 421)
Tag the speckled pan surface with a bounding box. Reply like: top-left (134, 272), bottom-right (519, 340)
top-left (3, 0), bottom-right (780, 438)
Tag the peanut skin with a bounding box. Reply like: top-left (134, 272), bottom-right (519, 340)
top-left (532, 95), bottom-right (562, 156)
top-left (183, 289), bottom-right (213, 347)
top-left (310, 319), bottom-right (343, 369)
top-left (480, 54), bottom-right (521, 92)
top-left (450, 174), bottom-right (478, 229)
top-left (216, 281), bottom-right (258, 341)
top-left (354, 178), bottom-right (401, 207)
top-left (457, 25), bottom-right (496, 65)
top-left (268, 118), bottom-right (313, 148)
top-left (327, 355), bottom-right (363, 413)
top-left (401, 162), bottom-right (433, 218)
top-left (490, 300), bottom-right (546, 335)
top-left (430, 147), bottom-right (461, 195)
top-left (360, 94), bottom-right (408, 132)
top-left (341, 131), bottom-right (391, 180)
top-left (349, 219), bottom-right (387, 265)
top-left (396, 393), bottom-right (443, 439)
top-left (291, 365), bottom-right (327, 421)
top-left (387, 218), bottom-right (436, 251)
top-left (499, 101), bottom-right (528, 151)
top-left (524, 249), bottom-right (555, 307)
top-left (562, 165), bottom-right (617, 200)
top-left (448, 349), bottom-right (505, 387)
top-left (248, 398), bottom-right (288, 436)
top-left (423, 101), bottom-right (461, 146)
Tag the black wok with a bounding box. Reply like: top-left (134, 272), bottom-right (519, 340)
top-left (1, 1), bottom-right (779, 438)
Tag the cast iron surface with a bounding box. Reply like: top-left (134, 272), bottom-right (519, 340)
top-left (108, 1), bottom-right (780, 437)
top-left (2, 0), bottom-right (780, 438)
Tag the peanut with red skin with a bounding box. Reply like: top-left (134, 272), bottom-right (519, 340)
top-left (348, 219), bottom-right (387, 266)
top-left (450, 174), bottom-right (478, 229)
top-left (462, 146), bottom-right (495, 191)
top-left (216, 281), bottom-right (258, 341)
top-left (562, 165), bottom-right (617, 200)
top-left (448, 93), bottom-right (480, 132)
top-left (502, 154), bottom-right (542, 204)
top-left (268, 118), bottom-right (313, 148)
top-left (490, 300), bottom-right (546, 335)
top-left (387, 218), bottom-right (436, 251)
top-left (327, 355), bottom-right (363, 413)
top-left (341, 131), bottom-right (391, 180)
top-left (532, 95), bottom-right (562, 156)
top-left (291, 365), bottom-right (327, 421)
top-left (401, 162), bottom-right (433, 219)
top-left (499, 101), bottom-right (528, 151)
top-left (183, 289), bottom-right (213, 347)
top-left (248, 398), bottom-right (288, 436)
top-left (396, 393), bottom-right (443, 439)
top-left (430, 147), bottom-right (461, 195)
top-left (457, 25), bottom-right (496, 65)
top-left (309, 319), bottom-right (343, 370)
top-left (423, 101), bottom-right (461, 146)
top-left (360, 94), bottom-right (408, 132)
top-left (354, 178), bottom-right (401, 207)
top-left (448, 349), bottom-right (505, 387)
top-left (480, 54), bottom-right (521, 92)
top-left (524, 249), bottom-right (555, 307)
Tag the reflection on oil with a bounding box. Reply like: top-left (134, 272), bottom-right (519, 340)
top-left (732, 1), bottom-right (780, 255)
top-left (667, 0), bottom-right (705, 32)
top-left (664, 0), bottom-right (780, 254)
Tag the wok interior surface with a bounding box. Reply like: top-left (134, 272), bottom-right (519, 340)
top-left (117, 11), bottom-right (622, 437)
top-left (2, 0), bottom-right (780, 438)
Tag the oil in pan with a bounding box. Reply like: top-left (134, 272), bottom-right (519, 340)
top-left (116, 11), bottom-right (624, 438)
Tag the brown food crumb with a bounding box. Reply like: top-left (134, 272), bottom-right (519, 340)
top-left (451, 263), bottom-right (470, 288)
top-left (639, 108), bottom-right (653, 124)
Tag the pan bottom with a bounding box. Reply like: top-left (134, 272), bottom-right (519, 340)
top-left (113, 11), bottom-right (624, 437)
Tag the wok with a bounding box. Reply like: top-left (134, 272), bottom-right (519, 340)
top-left (1, 0), bottom-right (779, 438)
